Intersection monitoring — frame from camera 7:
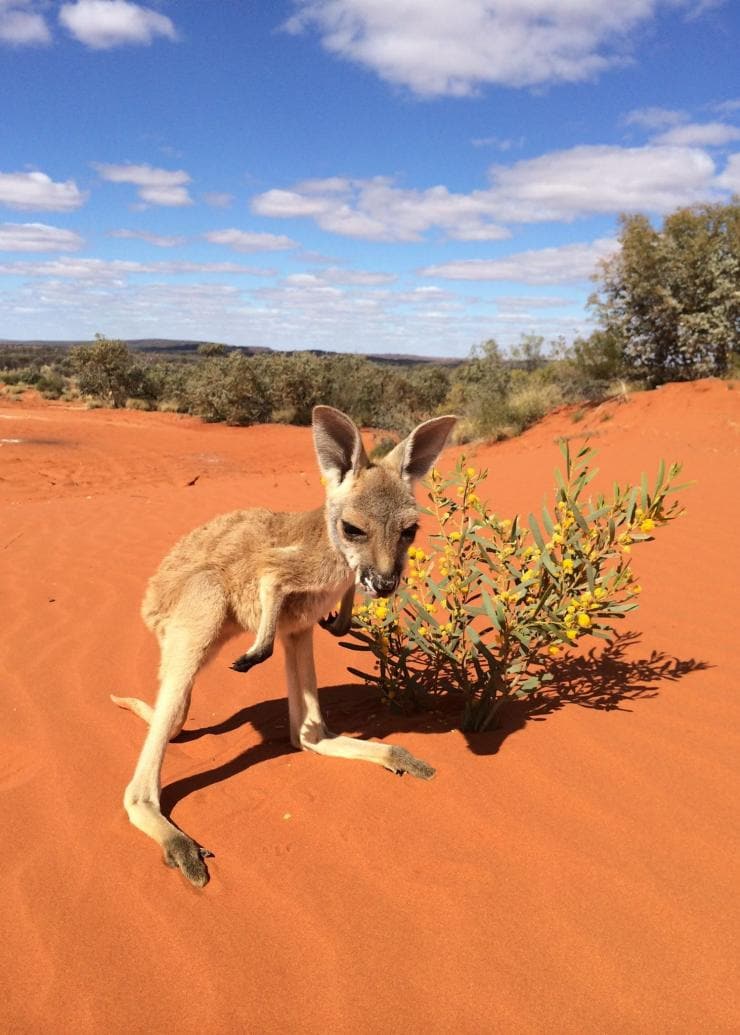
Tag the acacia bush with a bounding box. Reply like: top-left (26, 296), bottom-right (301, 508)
top-left (343, 443), bottom-right (686, 732)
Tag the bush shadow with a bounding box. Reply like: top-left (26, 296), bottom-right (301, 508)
top-left (160, 631), bottom-right (709, 814)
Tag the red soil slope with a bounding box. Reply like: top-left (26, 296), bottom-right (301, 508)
top-left (1, 380), bottom-right (738, 1033)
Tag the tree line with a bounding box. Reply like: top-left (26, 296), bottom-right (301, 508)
top-left (2, 199), bottom-right (737, 440)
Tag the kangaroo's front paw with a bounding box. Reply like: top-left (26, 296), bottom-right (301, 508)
top-left (387, 745), bottom-right (436, 781)
top-left (319, 611), bottom-right (351, 637)
top-left (163, 833), bottom-right (213, 888)
top-left (319, 610), bottom-right (338, 630)
top-left (230, 644), bottom-right (272, 673)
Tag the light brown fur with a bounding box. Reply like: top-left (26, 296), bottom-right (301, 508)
top-left (112, 405), bottom-right (456, 887)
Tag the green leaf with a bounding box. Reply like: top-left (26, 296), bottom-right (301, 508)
top-left (528, 513), bottom-right (546, 552)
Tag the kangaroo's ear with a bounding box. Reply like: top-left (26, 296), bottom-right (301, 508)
top-left (312, 406), bottom-right (369, 486)
top-left (382, 415), bottom-right (457, 485)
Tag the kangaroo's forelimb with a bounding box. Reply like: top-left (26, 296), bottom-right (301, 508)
top-left (231, 576), bottom-right (281, 673)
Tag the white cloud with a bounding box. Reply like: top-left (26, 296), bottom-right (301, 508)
top-left (0, 222), bottom-right (84, 252)
top-left (58, 0), bottom-right (177, 49)
top-left (283, 1), bottom-right (707, 96)
top-left (253, 176), bottom-right (511, 241)
top-left (712, 98), bottom-right (740, 116)
top-left (0, 1), bottom-right (50, 45)
top-left (94, 162), bottom-right (192, 206)
top-left (252, 143), bottom-right (724, 242)
top-left (494, 295), bottom-right (572, 310)
top-left (0, 257), bottom-right (274, 278)
top-left (0, 170), bottom-right (87, 211)
top-left (203, 228), bottom-right (298, 252)
top-left (203, 192), bottom-right (235, 208)
top-left (623, 106), bottom-right (689, 130)
top-left (109, 228), bottom-right (186, 247)
top-left (652, 121), bottom-right (740, 147)
top-left (483, 144), bottom-right (719, 221)
top-left (716, 154), bottom-right (740, 191)
top-left (421, 238), bottom-right (619, 284)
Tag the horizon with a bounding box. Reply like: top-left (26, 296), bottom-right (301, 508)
top-left (1, 1), bottom-right (738, 357)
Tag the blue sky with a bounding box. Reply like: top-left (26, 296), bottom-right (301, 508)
top-left (0, 0), bottom-right (738, 357)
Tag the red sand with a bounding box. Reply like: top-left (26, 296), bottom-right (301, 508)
top-left (1, 381), bottom-right (738, 1032)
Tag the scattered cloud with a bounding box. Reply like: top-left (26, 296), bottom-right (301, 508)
top-left (652, 121), bottom-right (740, 146)
top-left (711, 98), bottom-right (740, 115)
top-left (0, 257), bottom-right (274, 278)
top-left (483, 144), bottom-right (719, 221)
top-left (252, 176), bottom-right (511, 242)
top-left (283, 1), bottom-right (710, 97)
top-left (0, 222), bottom-right (84, 252)
top-left (421, 238), bottom-right (619, 284)
top-left (94, 162), bottom-right (192, 206)
top-left (252, 143), bottom-right (724, 243)
top-left (58, 0), bottom-right (177, 49)
top-left (494, 295), bottom-right (572, 310)
top-left (0, 0), bottom-right (50, 45)
top-left (283, 266), bottom-right (395, 286)
top-left (716, 154), bottom-right (740, 191)
top-left (471, 135), bottom-right (525, 151)
top-left (204, 228), bottom-right (298, 252)
top-left (0, 170), bottom-right (87, 211)
top-left (203, 192), bottom-right (235, 208)
top-left (109, 228), bottom-right (186, 247)
top-left (623, 106), bottom-right (689, 130)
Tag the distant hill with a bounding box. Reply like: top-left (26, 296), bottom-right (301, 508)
top-left (0, 338), bottom-right (461, 366)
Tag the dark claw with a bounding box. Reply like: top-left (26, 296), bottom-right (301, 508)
top-left (199, 847), bottom-right (215, 859)
top-left (319, 610), bottom-right (338, 630)
top-left (163, 833), bottom-right (210, 887)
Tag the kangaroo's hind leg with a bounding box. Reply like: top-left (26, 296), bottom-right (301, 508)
top-left (122, 574), bottom-right (227, 887)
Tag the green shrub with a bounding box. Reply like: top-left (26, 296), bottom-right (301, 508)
top-left (343, 445), bottom-right (686, 732)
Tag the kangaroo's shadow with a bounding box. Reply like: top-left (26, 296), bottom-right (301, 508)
top-left (160, 631), bottom-right (710, 815)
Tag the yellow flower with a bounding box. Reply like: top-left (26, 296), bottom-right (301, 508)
top-left (449, 531), bottom-right (461, 542)
top-left (418, 625), bottom-right (428, 637)
top-left (468, 493), bottom-right (480, 506)
top-left (548, 645), bottom-right (560, 656)
top-left (577, 612), bottom-right (591, 629)
top-left (466, 466), bottom-right (476, 479)
top-left (407, 546), bottom-right (417, 558)
top-left (566, 629), bottom-right (578, 641)
top-left (562, 558), bottom-right (574, 573)
top-left (375, 606), bottom-right (388, 621)
top-left (594, 587), bottom-right (606, 600)
top-left (632, 584), bottom-right (643, 595)
top-left (640, 518), bottom-right (655, 533)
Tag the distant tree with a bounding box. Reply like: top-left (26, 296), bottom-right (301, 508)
top-left (590, 200), bottom-right (740, 385)
top-left (448, 338), bottom-right (513, 437)
top-left (186, 352), bottom-right (272, 425)
top-left (71, 334), bottom-right (137, 407)
top-left (510, 333), bottom-right (547, 372)
top-left (197, 342), bottom-right (228, 357)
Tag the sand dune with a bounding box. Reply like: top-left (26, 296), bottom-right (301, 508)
top-left (1, 380), bottom-right (738, 1032)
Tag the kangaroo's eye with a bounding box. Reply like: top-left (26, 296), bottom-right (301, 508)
top-left (401, 523), bottom-right (419, 542)
top-left (341, 521), bottom-right (366, 540)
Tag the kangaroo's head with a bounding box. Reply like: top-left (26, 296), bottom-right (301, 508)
top-left (312, 405), bottom-right (457, 598)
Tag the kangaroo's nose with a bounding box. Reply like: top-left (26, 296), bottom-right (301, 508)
top-left (374, 573), bottom-right (399, 597)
